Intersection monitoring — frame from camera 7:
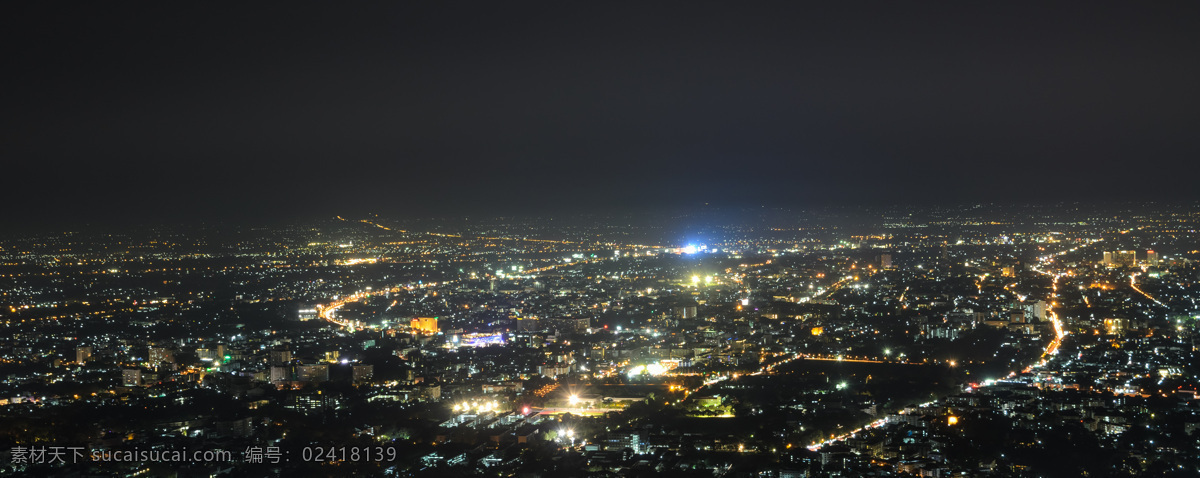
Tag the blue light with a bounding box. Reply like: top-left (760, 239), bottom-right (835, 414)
top-left (682, 245), bottom-right (698, 254)
top-left (464, 334), bottom-right (506, 347)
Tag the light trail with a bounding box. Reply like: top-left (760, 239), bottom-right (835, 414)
top-left (807, 417), bottom-right (893, 451)
top-left (1129, 273), bottom-right (1166, 307)
top-left (1025, 266), bottom-right (1066, 371)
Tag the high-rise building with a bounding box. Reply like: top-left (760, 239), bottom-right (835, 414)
top-left (75, 346), bottom-right (93, 364)
top-left (352, 364), bottom-right (374, 384)
top-left (123, 369), bottom-right (143, 387)
top-left (879, 254), bottom-right (893, 269)
top-left (270, 365), bottom-right (291, 383)
top-left (1147, 249), bottom-right (1160, 267)
top-left (1104, 250), bottom-right (1137, 268)
top-left (1026, 300), bottom-right (1049, 321)
top-left (269, 349), bottom-right (293, 364)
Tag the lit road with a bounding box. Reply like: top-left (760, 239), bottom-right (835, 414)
top-left (807, 416), bottom-right (893, 451)
top-left (1026, 248), bottom-right (1076, 369)
top-left (1130, 273), bottom-right (1166, 307)
top-left (809, 241), bottom-right (1126, 452)
top-left (810, 245), bottom-right (1084, 452)
top-left (536, 407), bottom-right (612, 415)
top-left (315, 219), bottom-right (665, 330)
top-left (1039, 274), bottom-right (1065, 362)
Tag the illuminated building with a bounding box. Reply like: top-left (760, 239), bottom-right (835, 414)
top-left (1116, 250), bottom-right (1137, 268)
top-left (879, 254), bottom-right (892, 269)
top-left (148, 347), bottom-right (175, 367)
top-left (269, 366), bottom-right (291, 383)
top-left (352, 365), bottom-right (374, 384)
top-left (539, 363), bottom-right (571, 378)
top-left (549, 317), bottom-right (589, 333)
top-left (462, 333), bottom-right (506, 347)
top-left (122, 369), bottom-right (143, 387)
top-left (411, 317), bottom-right (439, 335)
top-left (1103, 250), bottom-right (1136, 268)
top-left (268, 349), bottom-right (292, 364)
top-left (516, 317), bottom-right (541, 332)
top-left (1026, 300), bottom-right (1048, 321)
top-left (1147, 249), bottom-right (1159, 267)
top-left (196, 348), bottom-right (219, 362)
top-left (673, 305), bottom-right (697, 319)
top-left (75, 346), bottom-right (92, 364)
top-left (297, 364), bottom-right (329, 383)
top-left (1103, 317), bottom-right (1129, 335)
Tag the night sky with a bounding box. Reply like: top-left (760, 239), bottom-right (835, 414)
top-left (4, 3), bottom-right (1199, 227)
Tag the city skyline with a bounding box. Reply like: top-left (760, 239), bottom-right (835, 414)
top-left (2, 204), bottom-right (1200, 475)
top-left (4, 2), bottom-right (1200, 476)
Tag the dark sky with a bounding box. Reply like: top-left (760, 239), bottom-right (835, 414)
top-left (4, 3), bottom-right (1199, 227)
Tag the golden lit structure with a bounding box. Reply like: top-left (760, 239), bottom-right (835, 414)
top-left (1103, 318), bottom-right (1128, 335)
top-left (411, 317), bottom-right (439, 335)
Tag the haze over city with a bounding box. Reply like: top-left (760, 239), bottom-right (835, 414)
top-left (5, 3), bottom-right (1200, 228)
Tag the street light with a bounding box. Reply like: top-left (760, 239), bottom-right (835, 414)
top-left (559, 428), bottom-right (576, 447)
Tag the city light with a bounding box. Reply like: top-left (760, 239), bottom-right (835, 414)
top-left (2, 204), bottom-right (1190, 473)
top-left (5, 4), bottom-right (1193, 475)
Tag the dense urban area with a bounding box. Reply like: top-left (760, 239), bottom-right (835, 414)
top-left (2, 204), bottom-right (1199, 477)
